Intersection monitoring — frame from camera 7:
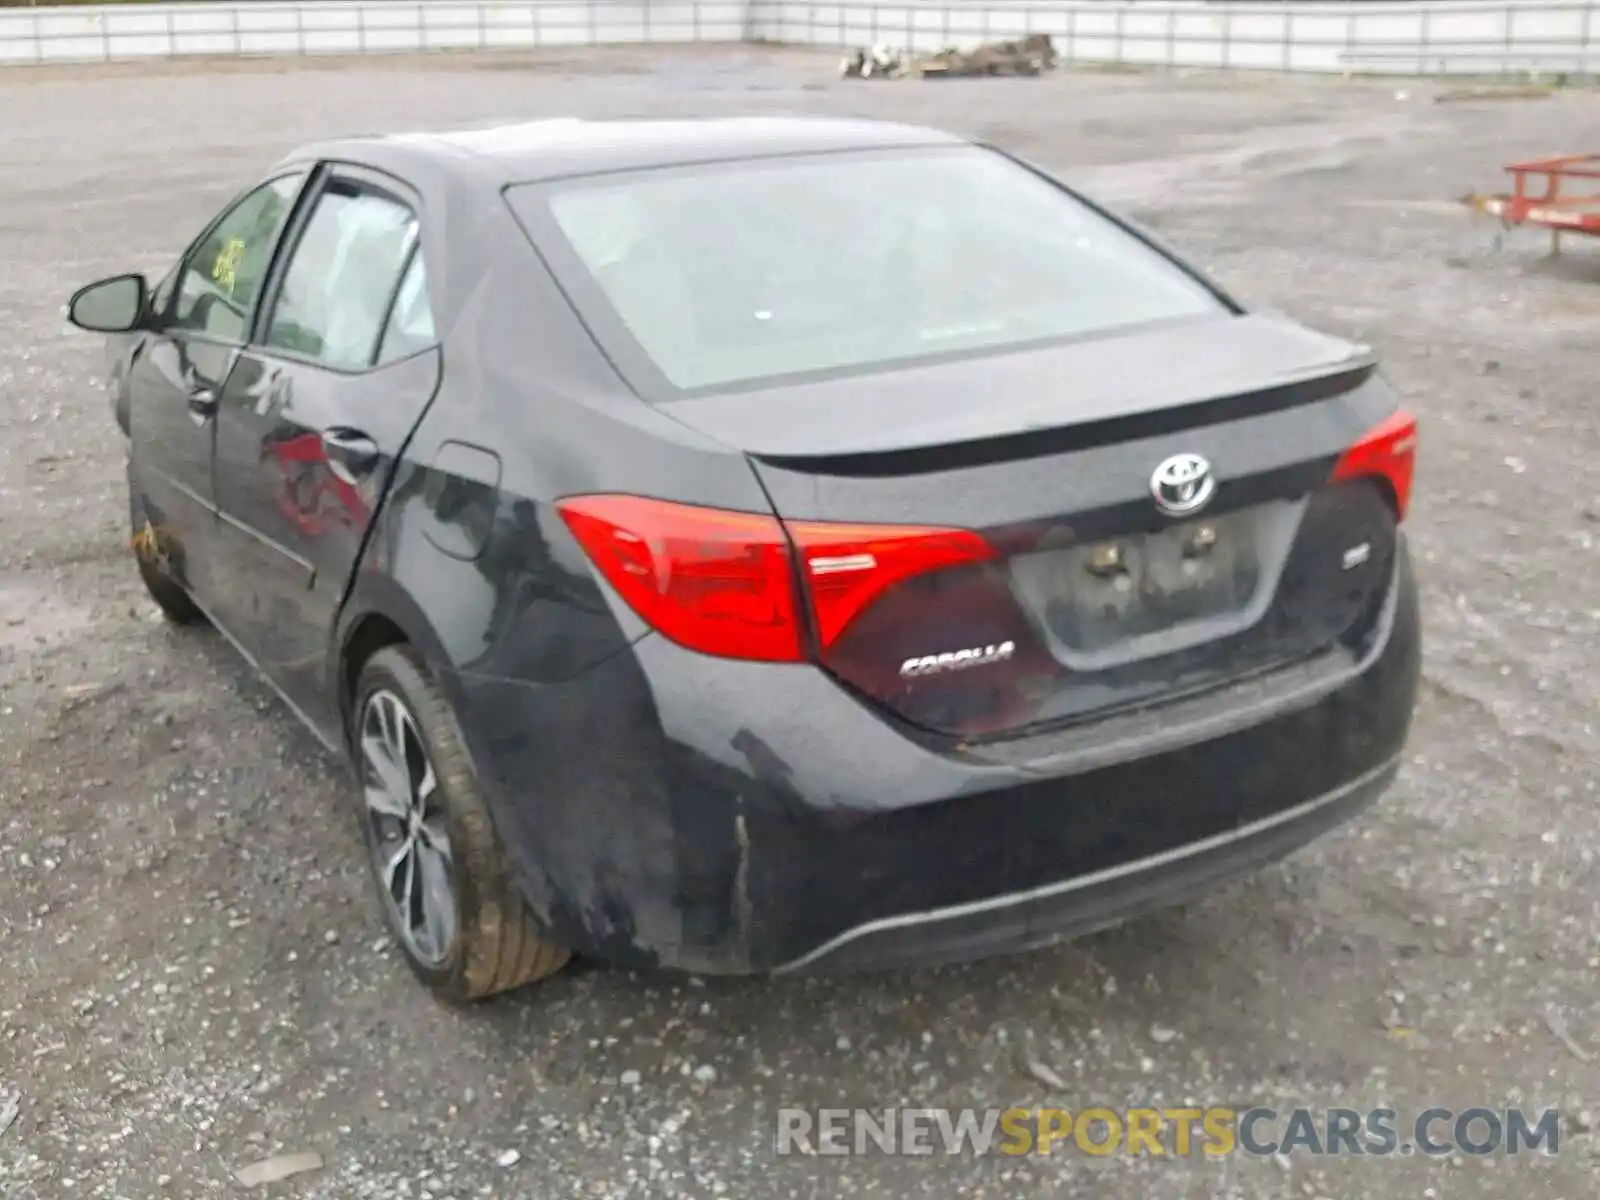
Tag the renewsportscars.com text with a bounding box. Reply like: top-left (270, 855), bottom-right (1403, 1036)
top-left (774, 1106), bottom-right (1563, 1159)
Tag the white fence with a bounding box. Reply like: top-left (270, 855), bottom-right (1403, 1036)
top-left (756, 0), bottom-right (1600, 72)
top-left (0, 2), bottom-right (748, 64)
top-left (1, 0), bottom-right (1597, 74)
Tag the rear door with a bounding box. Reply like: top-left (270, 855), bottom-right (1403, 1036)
top-left (209, 165), bottom-right (441, 737)
top-left (125, 172), bottom-right (307, 603)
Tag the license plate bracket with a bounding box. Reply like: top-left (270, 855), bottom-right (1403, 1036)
top-left (1008, 500), bottom-right (1304, 670)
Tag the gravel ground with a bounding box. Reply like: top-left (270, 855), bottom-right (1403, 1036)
top-left (1, 46), bottom-right (1598, 1200)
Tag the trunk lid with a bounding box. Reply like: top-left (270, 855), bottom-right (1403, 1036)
top-left (664, 313), bottom-right (1409, 741)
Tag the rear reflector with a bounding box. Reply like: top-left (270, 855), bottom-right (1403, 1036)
top-left (556, 495), bottom-right (997, 663)
top-left (1331, 408), bottom-right (1418, 521)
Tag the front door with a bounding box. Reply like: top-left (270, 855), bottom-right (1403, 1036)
top-left (209, 169), bottom-right (441, 738)
top-left (126, 173), bottom-right (307, 600)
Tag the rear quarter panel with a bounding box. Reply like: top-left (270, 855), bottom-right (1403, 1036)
top-left (332, 182), bottom-right (779, 715)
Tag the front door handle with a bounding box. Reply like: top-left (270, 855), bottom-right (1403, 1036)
top-left (320, 428), bottom-right (380, 484)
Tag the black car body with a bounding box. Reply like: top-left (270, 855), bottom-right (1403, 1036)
top-left (70, 118), bottom-right (1420, 995)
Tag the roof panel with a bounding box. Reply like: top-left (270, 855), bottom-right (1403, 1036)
top-left (379, 116), bottom-right (962, 182)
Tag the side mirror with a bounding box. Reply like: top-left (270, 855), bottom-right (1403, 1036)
top-left (66, 273), bottom-right (149, 334)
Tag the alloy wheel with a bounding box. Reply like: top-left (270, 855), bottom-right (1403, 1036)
top-left (359, 689), bottom-right (458, 967)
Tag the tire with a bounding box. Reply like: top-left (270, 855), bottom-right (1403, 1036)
top-left (351, 645), bottom-right (570, 1002)
top-left (137, 554), bottom-right (206, 625)
top-left (129, 480), bottom-right (205, 625)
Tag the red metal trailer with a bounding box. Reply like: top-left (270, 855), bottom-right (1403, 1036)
top-left (1464, 154), bottom-right (1600, 255)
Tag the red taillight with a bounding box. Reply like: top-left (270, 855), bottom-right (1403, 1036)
top-left (556, 495), bottom-right (803, 662)
top-left (556, 495), bottom-right (998, 663)
top-left (1332, 408), bottom-right (1418, 521)
top-left (786, 522), bottom-right (999, 652)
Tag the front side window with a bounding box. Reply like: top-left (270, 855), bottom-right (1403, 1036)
top-left (265, 183), bottom-right (418, 370)
top-left (172, 173), bottom-right (304, 342)
top-left (511, 146), bottom-right (1227, 395)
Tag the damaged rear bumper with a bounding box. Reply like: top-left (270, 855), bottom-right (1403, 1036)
top-left (774, 755), bottom-right (1395, 972)
top-left (444, 550), bottom-right (1420, 977)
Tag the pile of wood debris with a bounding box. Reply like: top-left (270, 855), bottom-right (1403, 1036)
top-left (840, 35), bottom-right (1059, 80)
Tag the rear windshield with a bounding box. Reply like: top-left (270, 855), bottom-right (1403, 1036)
top-left (507, 146), bottom-right (1228, 396)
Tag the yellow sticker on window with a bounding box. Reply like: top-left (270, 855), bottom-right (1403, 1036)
top-left (212, 237), bottom-right (245, 295)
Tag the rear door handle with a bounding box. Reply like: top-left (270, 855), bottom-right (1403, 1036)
top-left (187, 389), bottom-right (218, 422)
top-left (320, 428), bottom-right (380, 484)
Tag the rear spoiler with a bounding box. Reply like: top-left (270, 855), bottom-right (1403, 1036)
top-left (752, 359), bottom-right (1378, 478)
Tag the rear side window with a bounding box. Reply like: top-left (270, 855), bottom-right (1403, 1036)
top-left (376, 250), bottom-right (436, 365)
top-left (509, 146), bottom-right (1226, 395)
top-left (265, 183), bottom-right (419, 370)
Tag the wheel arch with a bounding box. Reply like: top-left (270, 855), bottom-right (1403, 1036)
top-left (332, 572), bottom-right (456, 751)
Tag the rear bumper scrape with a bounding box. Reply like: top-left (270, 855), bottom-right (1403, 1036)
top-left (775, 754), bottom-right (1399, 973)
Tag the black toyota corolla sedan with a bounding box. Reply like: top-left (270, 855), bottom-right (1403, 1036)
top-left (67, 117), bottom-right (1420, 1001)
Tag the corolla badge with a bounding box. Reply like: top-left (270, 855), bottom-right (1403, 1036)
top-left (1150, 452), bottom-right (1216, 517)
top-left (900, 641), bottom-right (1016, 679)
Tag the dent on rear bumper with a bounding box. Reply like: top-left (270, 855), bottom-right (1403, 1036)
top-left (448, 549), bottom-right (1421, 976)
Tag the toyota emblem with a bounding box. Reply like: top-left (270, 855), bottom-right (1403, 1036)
top-left (1150, 453), bottom-right (1216, 517)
